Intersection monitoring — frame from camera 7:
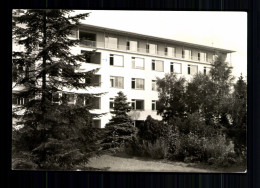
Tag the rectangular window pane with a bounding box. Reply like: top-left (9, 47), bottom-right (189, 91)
top-left (136, 79), bottom-right (144, 89)
top-left (190, 65), bottom-right (198, 75)
top-left (156, 60), bottom-right (164, 72)
top-left (107, 37), bottom-right (118, 49)
top-left (149, 44), bottom-right (157, 54)
top-left (132, 79), bottom-right (135, 89)
top-left (152, 100), bottom-right (156, 111)
top-left (184, 49), bottom-right (191, 59)
top-left (110, 76), bottom-right (124, 88)
top-left (173, 63), bottom-right (181, 74)
top-left (130, 41), bottom-right (138, 51)
top-left (136, 100), bottom-right (144, 110)
top-left (110, 55), bottom-right (114, 65)
top-left (133, 57), bottom-right (144, 69)
top-left (92, 97), bottom-right (100, 109)
top-left (76, 94), bottom-right (85, 106)
top-left (113, 55), bottom-right (123, 66)
top-left (110, 78), bottom-right (114, 87)
top-left (200, 52), bottom-right (205, 61)
top-left (110, 98), bottom-right (114, 109)
top-left (188, 65), bottom-right (191, 75)
top-left (167, 47), bottom-right (174, 57)
top-left (152, 80), bottom-right (156, 91)
top-left (152, 61), bottom-right (155, 70)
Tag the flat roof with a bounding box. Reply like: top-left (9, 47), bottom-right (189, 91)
top-left (79, 24), bottom-right (235, 54)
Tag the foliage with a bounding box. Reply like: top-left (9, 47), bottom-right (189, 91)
top-left (137, 115), bottom-right (166, 143)
top-left (228, 74), bottom-right (247, 157)
top-left (107, 91), bottom-right (132, 124)
top-left (186, 74), bottom-right (219, 124)
top-left (166, 116), bottom-right (235, 165)
top-left (12, 10), bottom-right (102, 170)
top-left (125, 137), bottom-right (168, 159)
top-left (156, 73), bottom-right (186, 122)
top-left (103, 92), bottom-right (136, 151)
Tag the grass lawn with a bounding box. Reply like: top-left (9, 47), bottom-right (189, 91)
top-left (83, 152), bottom-right (246, 172)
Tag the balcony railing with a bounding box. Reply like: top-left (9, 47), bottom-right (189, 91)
top-left (80, 39), bottom-right (232, 65)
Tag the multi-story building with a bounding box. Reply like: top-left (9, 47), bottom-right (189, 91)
top-left (12, 23), bottom-right (235, 128)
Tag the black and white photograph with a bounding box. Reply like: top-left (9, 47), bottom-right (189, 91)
top-left (12, 10), bottom-right (247, 172)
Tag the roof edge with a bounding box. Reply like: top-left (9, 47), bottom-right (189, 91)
top-left (79, 24), bottom-right (235, 53)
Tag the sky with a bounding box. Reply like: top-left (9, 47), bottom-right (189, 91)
top-left (74, 10), bottom-right (247, 81)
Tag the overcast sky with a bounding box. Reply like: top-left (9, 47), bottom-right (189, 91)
top-left (74, 10), bottom-right (247, 81)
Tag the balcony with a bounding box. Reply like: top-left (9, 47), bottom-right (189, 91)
top-left (80, 39), bottom-right (234, 65)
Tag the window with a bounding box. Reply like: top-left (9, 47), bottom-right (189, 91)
top-left (203, 67), bottom-right (207, 75)
top-left (188, 65), bottom-right (198, 75)
top-left (12, 94), bottom-right (29, 105)
top-left (170, 62), bottom-right (182, 74)
top-left (110, 76), bottom-right (124, 88)
top-left (182, 49), bottom-right (191, 59)
top-left (91, 75), bottom-right (101, 87)
top-left (62, 93), bottom-right (74, 105)
top-left (203, 67), bottom-right (210, 75)
top-left (152, 100), bottom-right (160, 111)
top-left (132, 78), bottom-right (145, 90)
top-left (152, 80), bottom-right (157, 91)
top-left (147, 44), bottom-right (157, 54)
top-left (109, 98), bottom-right (114, 109)
top-left (199, 52), bottom-right (208, 62)
top-left (110, 54), bottom-right (124, 67)
top-left (76, 94), bottom-right (86, 106)
top-left (86, 97), bottom-right (101, 109)
top-left (68, 30), bottom-right (78, 38)
top-left (12, 59), bottom-right (30, 81)
top-left (132, 99), bottom-right (144, 110)
top-left (81, 51), bottom-right (101, 64)
top-left (93, 119), bottom-right (101, 128)
top-left (79, 31), bottom-right (96, 41)
top-left (152, 60), bottom-right (164, 72)
top-left (127, 41), bottom-right (138, 51)
top-left (132, 57), bottom-right (144, 69)
top-left (105, 36), bottom-right (118, 49)
top-left (165, 47), bottom-right (175, 57)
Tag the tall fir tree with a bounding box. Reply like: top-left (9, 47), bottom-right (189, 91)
top-left (12, 9), bottom-right (102, 170)
top-left (103, 91), bottom-right (136, 150)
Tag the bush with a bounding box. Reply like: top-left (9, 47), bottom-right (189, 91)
top-left (167, 113), bottom-right (236, 166)
top-left (124, 137), bottom-right (168, 159)
top-left (138, 115), bottom-right (166, 143)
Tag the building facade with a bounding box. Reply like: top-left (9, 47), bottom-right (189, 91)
top-left (12, 23), bottom-right (235, 128)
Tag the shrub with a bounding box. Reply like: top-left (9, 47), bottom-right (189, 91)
top-left (124, 137), bottom-right (168, 159)
top-left (166, 113), bottom-right (236, 166)
top-left (138, 115), bottom-right (166, 143)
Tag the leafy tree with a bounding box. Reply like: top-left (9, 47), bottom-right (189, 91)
top-left (228, 74), bottom-right (247, 155)
top-left (103, 91), bottom-right (136, 149)
top-left (12, 10), bottom-right (102, 170)
top-left (156, 73), bottom-right (186, 122)
top-left (209, 55), bottom-right (234, 127)
top-left (186, 73), bottom-right (218, 125)
top-left (138, 115), bottom-right (166, 143)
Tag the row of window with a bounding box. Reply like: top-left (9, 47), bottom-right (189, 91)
top-left (104, 36), bottom-right (210, 61)
top-left (110, 98), bottom-right (159, 111)
top-left (13, 94), bottom-right (159, 112)
top-left (78, 32), bottom-right (211, 61)
top-left (109, 54), bottom-right (210, 75)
